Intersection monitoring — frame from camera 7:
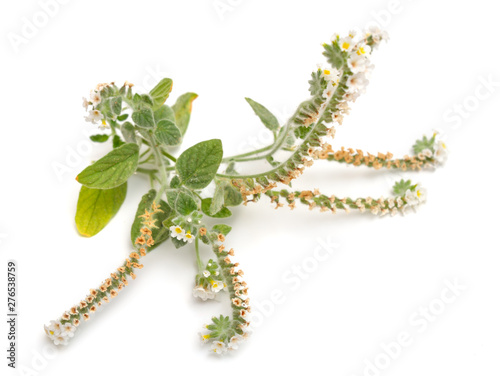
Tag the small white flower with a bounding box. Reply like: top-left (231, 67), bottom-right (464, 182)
top-left (199, 330), bottom-right (212, 344)
top-left (422, 148), bottom-right (433, 158)
top-left (193, 285), bottom-right (215, 301)
top-left (211, 341), bottom-right (227, 355)
top-left (322, 81), bottom-right (336, 99)
top-left (169, 225), bottom-right (185, 240)
top-left (85, 109), bottom-right (104, 124)
top-left (203, 270), bottom-right (211, 278)
top-left (210, 280), bottom-right (225, 293)
top-left (434, 140), bottom-right (448, 164)
top-left (61, 322), bottom-right (76, 338)
top-left (82, 97), bottom-right (90, 110)
top-left (354, 43), bottom-right (371, 56)
top-left (387, 198), bottom-right (395, 209)
top-left (405, 189), bottom-right (419, 206)
top-left (396, 197), bottom-right (404, 208)
top-left (347, 72), bottom-right (369, 92)
top-left (415, 184), bottom-right (427, 204)
top-left (53, 335), bottom-right (68, 346)
top-left (339, 37), bottom-right (353, 51)
top-left (348, 53), bottom-right (367, 73)
top-left (183, 231), bottom-right (195, 244)
top-left (228, 334), bottom-right (244, 350)
top-left (89, 91), bottom-right (102, 106)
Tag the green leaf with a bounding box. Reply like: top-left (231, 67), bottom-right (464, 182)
top-left (113, 135), bottom-right (125, 149)
top-left (90, 134), bottom-right (110, 143)
top-left (323, 42), bottom-right (345, 69)
top-left (171, 236), bottom-right (187, 249)
top-left (166, 190), bottom-right (198, 215)
top-left (130, 190), bottom-right (171, 251)
top-left (170, 175), bottom-right (181, 188)
top-left (76, 143), bottom-right (139, 189)
top-left (201, 198), bottom-right (232, 218)
top-left (172, 93), bottom-right (198, 136)
top-left (223, 184), bottom-right (243, 206)
top-left (308, 70), bottom-right (327, 96)
top-left (117, 114), bottom-right (129, 121)
top-left (110, 97), bottom-right (122, 115)
top-left (154, 120), bottom-right (182, 146)
top-left (245, 97), bottom-right (279, 132)
top-left (393, 179), bottom-right (414, 196)
top-left (210, 183), bottom-right (225, 215)
top-left (121, 122), bottom-right (137, 144)
top-left (75, 183), bottom-right (127, 237)
top-left (412, 135), bottom-right (436, 154)
top-left (176, 139), bottom-right (223, 189)
top-left (132, 108), bottom-right (155, 129)
top-left (154, 105), bottom-right (176, 124)
top-left (149, 78), bottom-right (173, 110)
top-left (212, 224), bottom-right (232, 236)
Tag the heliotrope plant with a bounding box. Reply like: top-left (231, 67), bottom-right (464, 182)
top-left (44, 27), bottom-right (447, 354)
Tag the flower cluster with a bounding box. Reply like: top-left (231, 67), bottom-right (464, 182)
top-left (192, 258), bottom-right (227, 301)
top-left (44, 202), bottom-right (163, 345)
top-left (263, 179), bottom-right (426, 217)
top-left (197, 232), bottom-right (251, 354)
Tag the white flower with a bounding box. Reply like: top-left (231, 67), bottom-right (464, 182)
top-left (210, 280), bottom-right (225, 293)
top-left (82, 97), bottom-right (90, 110)
top-left (211, 341), bottom-right (227, 355)
top-left (228, 334), bottom-right (244, 350)
top-left (339, 37), bottom-right (353, 51)
top-left (322, 81), bottom-right (336, 99)
top-left (317, 65), bottom-right (340, 83)
top-left (203, 270), bottom-right (211, 278)
top-left (53, 335), bottom-right (68, 346)
top-left (422, 148), bottom-right (433, 158)
top-left (354, 43), bottom-right (371, 56)
top-left (348, 53), bottom-right (367, 73)
top-left (396, 197), bottom-right (404, 208)
top-left (366, 26), bottom-right (390, 44)
top-left (192, 285), bottom-right (215, 301)
top-left (405, 189), bottom-right (419, 206)
top-left (85, 109), bottom-right (104, 124)
top-left (434, 140), bottom-right (448, 164)
top-left (415, 184), bottom-right (427, 204)
top-left (89, 91), bottom-right (102, 106)
top-left (387, 198), bottom-right (395, 209)
top-left (169, 225), bottom-right (185, 240)
top-left (199, 330), bottom-right (212, 344)
top-left (61, 322), bottom-right (76, 338)
top-left (183, 231), bottom-right (195, 244)
top-left (330, 33), bottom-right (339, 42)
top-left (347, 72), bottom-right (369, 92)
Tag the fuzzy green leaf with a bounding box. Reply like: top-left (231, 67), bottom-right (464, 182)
top-left (323, 42), bottom-right (345, 69)
top-left (167, 190), bottom-right (198, 216)
top-left (130, 190), bottom-right (171, 250)
top-left (393, 179), bottom-right (414, 196)
top-left (245, 97), bottom-right (279, 132)
top-left (212, 224), bottom-right (232, 236)
top-left (113, 135), bottom-right (125, 149)
top-left (150, 78), bottom-right (173, 110)
top-left (172, 93), bottom-right (198, 136)
top-left (110, 97), bottom-right (122, 115)
top-left (154, 105), bottom-right (176, 124)
top-left (90, 134), bottom-right (110, 143)
top-left (223, 184), bottom-right (243, 206)
top-left (76, 143), bottom-right (139, 189)
top-left (201, 198), bottom-right (232, 218)
top-left (176, 139), bottom-right (223, 189)
top-left (154, 119), bottom-right (182, 146)
top-left (121, 122), bottom-right (137, 144)
top-left (412, 135), bottom-right (436, 154)
top-left (210, 183), bottom-right (225, 215)
top-left (75, 183), bottom-right (127, 237)
top-left (132, 108), bottom-right (155, 129)
top-left (308, 70), bottom-right (327, 96)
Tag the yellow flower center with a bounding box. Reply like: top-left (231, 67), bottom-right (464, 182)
top-left (342, 42), bottom-right (350, 50)
top-left (175, 228), bottom-right (182, 234)
top-left (324, 69), bottom-right (331, 75)
top-left (357, 47), bottom-right (366, 55)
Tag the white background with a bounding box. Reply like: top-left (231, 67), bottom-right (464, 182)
top-left (1, 0), bottom-right (499, 375)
